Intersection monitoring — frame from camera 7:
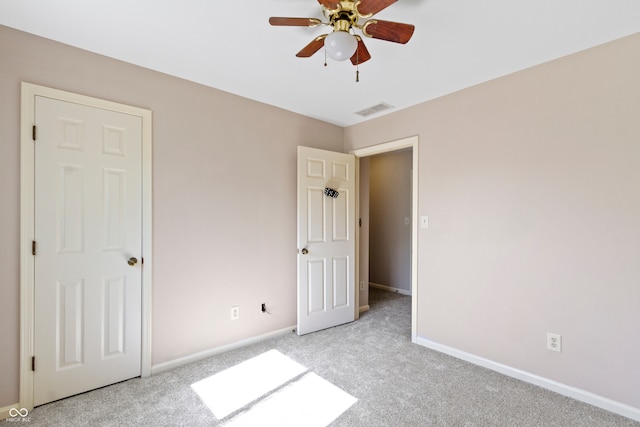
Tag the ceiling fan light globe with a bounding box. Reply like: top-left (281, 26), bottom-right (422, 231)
top-left (324, 31), bottom-right (357, 61)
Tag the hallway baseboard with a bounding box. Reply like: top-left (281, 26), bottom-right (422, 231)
top-left (369, 282), bottom-right (411, 296)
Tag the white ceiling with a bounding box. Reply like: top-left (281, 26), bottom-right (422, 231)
top-left (1, 0), bottom-right (639, 127)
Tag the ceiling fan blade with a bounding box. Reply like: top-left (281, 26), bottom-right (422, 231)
top-left (356, 0), bottom-right (397, 17)
top-left (362, 19), bottom-right (415, 44)
top-left (317, 0), bottom-right (340, 10)
top-left (350, 37), bottom-right (371, 65)
top-left (269, 17), bottom-right (322, 27)
top-left (296, 35), bottom-right (327, 58)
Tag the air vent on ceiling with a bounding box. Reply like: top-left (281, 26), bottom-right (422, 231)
top-left (354, 102), bottom-right (395, 117)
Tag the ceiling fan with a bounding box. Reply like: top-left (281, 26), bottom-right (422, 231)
top-left (269, 0), bottom-right (414, 74)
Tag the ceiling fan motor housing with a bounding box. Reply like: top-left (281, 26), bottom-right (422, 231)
top-left (329, 10), bottom-right (358, 32)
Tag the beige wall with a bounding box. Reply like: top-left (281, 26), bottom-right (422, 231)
top-left (345, 34), bottom-right (640, 408)
top-left (369, 151), bottom-right (413, 292)
top-left (0, 25), bottom-right (343, 407)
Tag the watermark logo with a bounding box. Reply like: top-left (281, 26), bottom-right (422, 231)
top-left (6, 408), bottom-right (30, 423)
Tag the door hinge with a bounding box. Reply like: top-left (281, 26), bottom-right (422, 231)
top-left (32, 125), bottom-right (37, 141)
top-left (32, 240), bottom-right (37, 256)
top-left (359, 218), bottom-right (362, 227)
top-left (31, 356), bottom-right (35, 371)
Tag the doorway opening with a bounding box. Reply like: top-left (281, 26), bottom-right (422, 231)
top-left (352, 136), bottom-right (419, 343)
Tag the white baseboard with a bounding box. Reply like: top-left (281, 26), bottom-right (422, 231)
top-left (370, 282), bottom-right (411, 296)
top-left (0, 404), bottom-right (13, 421)
top-left (359, 305), bottom-right (370, 314)
top-left (151, 326), bottom-right (296, 375)
top-left (416, 336), bottom-right (640, 422)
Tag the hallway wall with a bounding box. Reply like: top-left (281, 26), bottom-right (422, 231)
top-left (369, 150), bottom-right (413, 294)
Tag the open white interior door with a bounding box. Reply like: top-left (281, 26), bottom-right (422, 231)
top-left (297, 146), bottom-right (356, 335)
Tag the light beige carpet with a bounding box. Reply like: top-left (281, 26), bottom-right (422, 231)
top-left (25, 289), bottom-right (638, 426)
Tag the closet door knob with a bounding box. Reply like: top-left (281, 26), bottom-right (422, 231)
top-left (128, 257), bottom-right (138, 266)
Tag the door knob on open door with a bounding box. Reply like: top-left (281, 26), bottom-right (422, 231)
top-left (301, 248), bottom-right (308, 255)
top-left (128, 257), bottom-right (138, 266)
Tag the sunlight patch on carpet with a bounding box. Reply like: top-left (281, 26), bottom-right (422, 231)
top-left (191, 349), bottom-right (307, 419)
top-left (223, 373), bottom-right (357, 427)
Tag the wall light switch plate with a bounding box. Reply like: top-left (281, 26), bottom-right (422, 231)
top-left (420, 216), bottom-right (429, 228)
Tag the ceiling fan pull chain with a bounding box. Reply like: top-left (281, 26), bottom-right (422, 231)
top-left (324, 48), bottom-right (328, 67)
top-left (356, 47), bottom-right (360, 82)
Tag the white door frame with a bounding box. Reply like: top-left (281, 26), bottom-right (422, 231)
top-left (352, 135), bottom-right (419, 343)
top-left (19, 82), bottom-right (153, 410)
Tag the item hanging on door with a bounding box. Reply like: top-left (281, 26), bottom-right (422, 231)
top-left (324, 188), bottom-right (339, 199)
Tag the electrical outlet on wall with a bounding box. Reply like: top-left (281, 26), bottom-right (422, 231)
top-left (230, 306), bottom-right (240, 320)
top-left (547, 333), bottom-right (561, 352)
